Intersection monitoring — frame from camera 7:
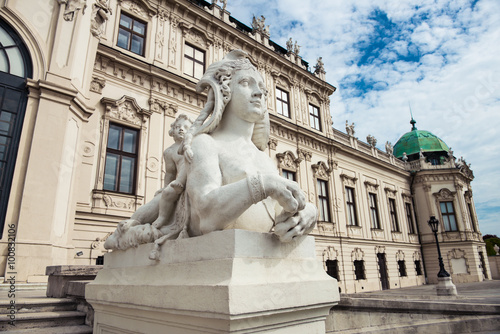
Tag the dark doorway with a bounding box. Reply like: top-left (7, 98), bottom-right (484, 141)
top-left (0, 19), bottom-right (32, 237)
top-left (377, 253), bottom-right (390, 290)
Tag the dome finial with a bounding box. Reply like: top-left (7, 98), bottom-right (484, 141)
top-left (409, 102), bottom-right (417, 131)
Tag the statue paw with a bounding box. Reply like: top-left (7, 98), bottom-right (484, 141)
top-left (149, 249), bottom-right (160, 261)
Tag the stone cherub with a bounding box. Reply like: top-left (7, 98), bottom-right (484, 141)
top-left (104, 114), bottom-right (193, 251)
top-left (105, 50), bottom-right (318, 255)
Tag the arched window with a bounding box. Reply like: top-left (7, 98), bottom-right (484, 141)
top-left (0, 19), bottom-right (32, 237)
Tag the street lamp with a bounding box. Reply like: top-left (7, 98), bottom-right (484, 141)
top-left (428, 216), bottom-right (450, 278)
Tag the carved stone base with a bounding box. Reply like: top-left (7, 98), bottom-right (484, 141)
top-left (85, 229), bottom-right (339, 334)
top-left (436, 276), bottom-right (458, 296)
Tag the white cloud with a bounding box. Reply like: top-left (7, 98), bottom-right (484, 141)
top-left (227, 0), bottom-right (500, 236)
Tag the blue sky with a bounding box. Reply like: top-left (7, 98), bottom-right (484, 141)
top-left (227, 0), bottom-right (500, 236)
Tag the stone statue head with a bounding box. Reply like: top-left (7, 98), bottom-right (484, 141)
top-left (168, 114), bottom-right (193, 142)
top-left (193, 50), bottom-right (269, 151)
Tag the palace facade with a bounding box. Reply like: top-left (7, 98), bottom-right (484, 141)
top-left (0, 0), bottom-right (490, 292)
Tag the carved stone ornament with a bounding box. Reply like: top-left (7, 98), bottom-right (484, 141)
top-left (433, 188), bottom-right (456, 201)
top-left (395, 250), bottom-right (405, 261)
top-left (352, 248), bottom-right (364, 261)
top-left (102, 50), bottom-right (318, 255)
top-left (90, 76), bottom-right (106, 93)
top-left (384, 187), bottom-right (397, 197)
top-left (276, 151), bottom-right (300, 171)
top-left (61, 0), bottom-right (87, 21)
top-left (297, 148), bottom-right (312, 162)
top-left (119, 0), bottom-right (153, 19)
top-left (91, 0), bottom-right (112, 38)
top-left (375, 246), bottom-right (386, 254)
top-left (101, 96), bottom-right (152, 126)
top-left (364, 181), bottom-right (379, 193)
top-left (413, 251), bottom-right (421, 261)
top-left (323, 246), bottom-right (338, 264)
top-left (402, 192), bottom-right (413, 201)
top-left (340, 173), bottom-right (357, 187)
top-left (268, 138), bottom-right (278, 150)
top-left (312, 161), bottom-right (332, 179)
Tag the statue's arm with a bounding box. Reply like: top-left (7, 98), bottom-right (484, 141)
top-left (186, 135), bottom-right (307, 234)
top-left (163, 148), bottom-right (177, 188)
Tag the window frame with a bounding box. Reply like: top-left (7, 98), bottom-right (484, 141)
top-left (102, 123), bottom-right (139, 194)
top-left (275, 87), bottom-right (290, 118)
top-left (354, 260), bottom-right (366, 280)
top-left (414, 260), bottom-right (423, 276)
top-left (368, 193), bottom-right (381, 229)
top-left (309, 104), bottom-right (321, 131)
top-left (117, 12), bottom-right (147, 56)
top-left (282, 169), bottom-right (296, 181)
top-left (326, 259), bottom-right (339, 280)
top-left (183, 43), bottom-right (206, 80)
top-left (345, 186), bottom-right (358, 226)
top-left (440, 201), bottom-right (458, 231)
top-left (389, 198), bottom-right (399, 232)
top-left (405, 202), bottom-right (416, 234)
top-left (398, 260), bottom-right (407, 277)
top-left (317, 179), bottom-right (331, 222)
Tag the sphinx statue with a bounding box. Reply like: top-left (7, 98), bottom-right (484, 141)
top-left (104, 50), bottom-right (318, 255)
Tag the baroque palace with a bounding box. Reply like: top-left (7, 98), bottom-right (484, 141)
top-left (0, 0), bottom-right (490, 292)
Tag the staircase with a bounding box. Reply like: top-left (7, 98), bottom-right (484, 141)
top-left (0, 283), bottom-right (92, 334)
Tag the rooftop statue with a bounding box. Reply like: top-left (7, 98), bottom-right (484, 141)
top-left (104, 50), bottom-right (318, 256)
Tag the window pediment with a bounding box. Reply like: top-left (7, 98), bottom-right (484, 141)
top-left (276, 151), bottom-right (300, 171)
top-left (312, 161), bottom-right (331, 179)
top-left (101, 96), bottom-right (152, 127)
top-left (433, 188), bottom-right (456, 201)
top-left (364, 181), bottom-right (379, 193)
top-left (119, 0), bottom-right (156, 18)
top-left (352, 248), bottom-right (364, 261)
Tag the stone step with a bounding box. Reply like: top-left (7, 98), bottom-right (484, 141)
top-left (0, 310), bottom-right (86, 331)
top-left (0, 297), bottom-right (77, 314)
top-left (2, 324), bottom-right (92, 334)
top-left (327, 315), bottom-right (500, 333)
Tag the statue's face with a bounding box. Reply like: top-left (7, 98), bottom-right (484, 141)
top-left (225, 68), bottom-right (266, 123)
top-left (171, 119), bottom-right (191, 142)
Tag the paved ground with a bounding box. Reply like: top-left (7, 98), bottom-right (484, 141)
top-left (352, 279), bottom-right (500, 305)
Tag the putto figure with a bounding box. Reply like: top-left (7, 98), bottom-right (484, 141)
top-left (105, 50), bottom-right (317, 253)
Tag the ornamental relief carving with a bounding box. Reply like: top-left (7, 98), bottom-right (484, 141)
top-left (352, 248), bottom-right (364, 261)
top-left (120, 0), bottom-right (151, 18)
top-left (384, 187), bottom-right (397, 197)
top-left (375, 246), bottom-right (386, 254)
top-left (395, 250), bottom-right (405, 261)
top-left (312, 161), bottom-right (331, 179)
top-left (297, 148), bottom-right (312, 162)
top-left (413, 251), bottom-right (422, 262)
top-left (317, 222), bottom-right (335, 235)
top-left (340, 173), bottom-right (357, 187)
top-left (433, 188), bottom-right (456, 201)
top-left (101, 96), bottom-right (152, 126)
top-left (364, 181), bottom-right (379, 193)
top-left (402, 192), bottom-right (412, 201)
top-left (268, 138), bottom-right (278, 150)
top-left (323, 246), bottom-right (338, 262)
top-left (276, 151), bottom-right (301, 171)
top-left (90, 76), bottom-right (106, 93)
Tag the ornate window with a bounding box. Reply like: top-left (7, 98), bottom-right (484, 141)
top-left (345, 187), bottom-right (358, 226)
top-left (103, 124), bottom-right (138, 194)
top-left (184, 43), bottom-right (205, 80)
top-left (317, 179), bottom-right (331, 222)
top-left (405, 202), bottom-right (416, 234)
top-left (440, 201), bottom-right (458, 231)
top-left (117, 12), bottom-right (147, 56)
top-left (389, 198), bottom-right (399, 232)
top-left (354, 260), bottom-right (365, 280)
top-left (414, 260), bottom-right (423, 276)
top-left (398, 260), bottom-right (407, 277)
top-left (275, 87), bottom-right (290, 117)
top-left (326, 260), bottom-right (339, 280)
top-left (369, 193), bottom-right (380, 229)
top-left (282, 169), bottom-right (296, 181)
top-left (309, 104), bottom-right (321, 131)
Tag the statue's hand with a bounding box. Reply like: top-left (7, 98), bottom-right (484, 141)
top-left (274, 203), bottom-right (317, 242)
top-left (263, 174), bottom-right (306, 214)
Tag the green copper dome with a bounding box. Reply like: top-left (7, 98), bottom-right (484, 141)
top-left (393, 119), bottom-right (450, 159)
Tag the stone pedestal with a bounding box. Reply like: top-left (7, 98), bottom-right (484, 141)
top-left (436, 276), bottom-right (458, 296)
top-left (85, 229), bottom-right (339, 334)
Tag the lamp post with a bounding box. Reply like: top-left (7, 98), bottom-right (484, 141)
top-left (428, 216), bottom-right (450, 278)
